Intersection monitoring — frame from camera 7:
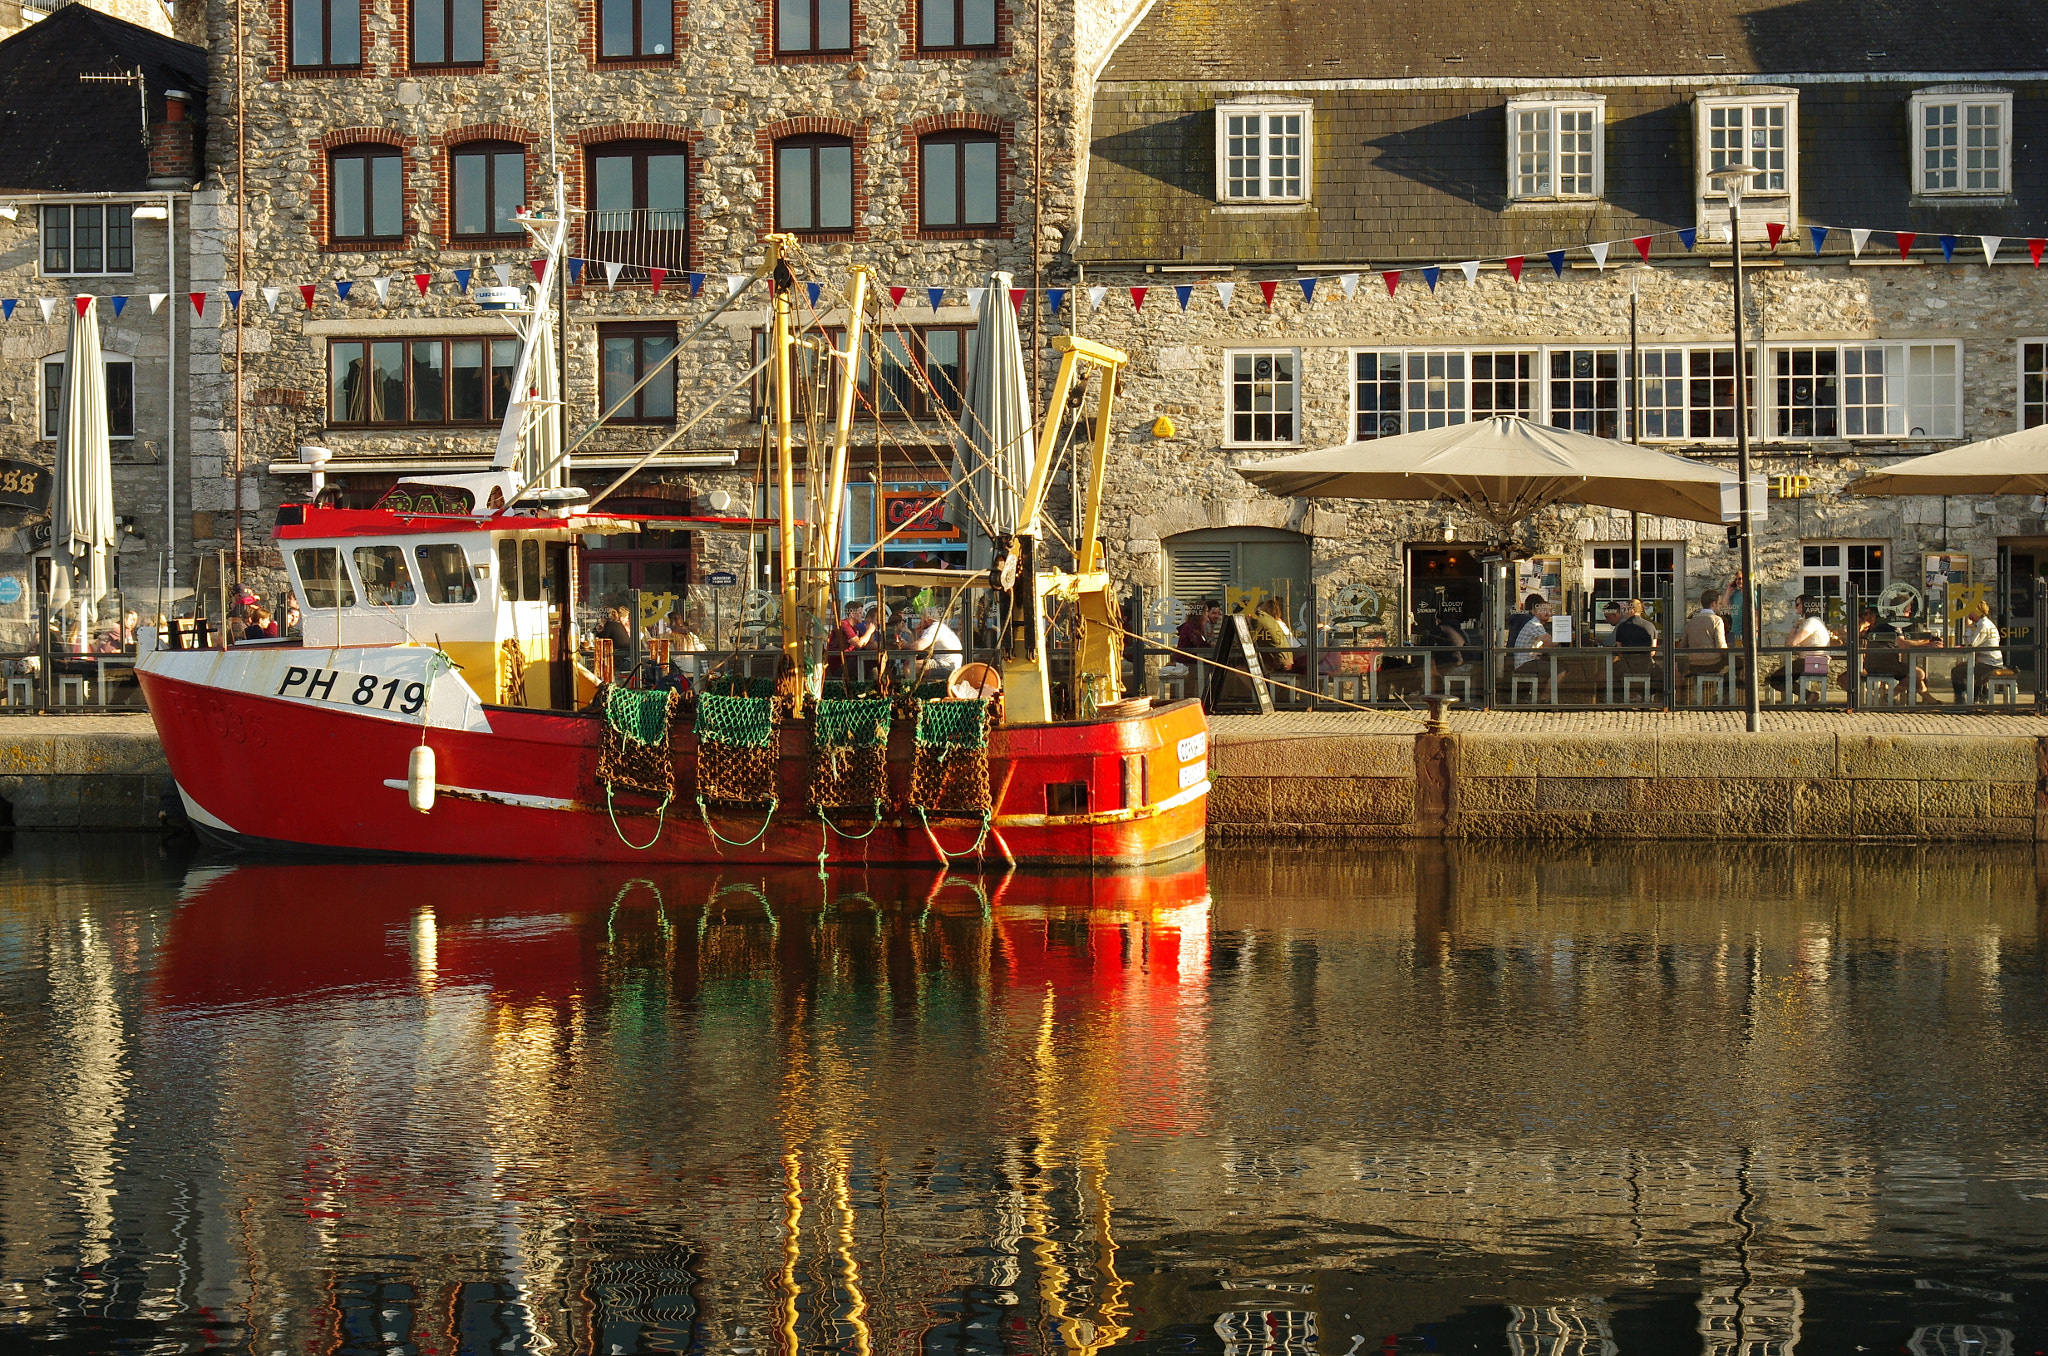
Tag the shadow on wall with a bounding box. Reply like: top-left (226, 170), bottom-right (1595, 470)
top-left (1090, 107), bottom-right (1215, 202)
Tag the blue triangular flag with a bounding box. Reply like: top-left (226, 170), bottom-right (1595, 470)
top-left (568, 258), bottom-right (585, 284)
top-left (110, 296), bottom-right (127, 316)
top-left (1678, 228), bottom-right (1698, 251)
top-left (1, 299), bottom-right (14, 320)
top-left (454, 268), bottom-right (472, 293)
top-left (688, 272), bottom-right (705, 297)
top-left (335, 279), bottom-right (353, 300)
top-left (806, 281), bottom-right (822, 306)
top-left (1047, 288), bottom-right (1066, 315)
top-left (1546, 250), bottom-right (1566, 277)
top-left (1422, 266), bottom-right (1441, 293)
top-left (1174, 284), bottom-right (1192, 311)
top-left (927, 286), bottom-right (945, 310)
top-left (1298, 277), bottom-right (1316, 303)
top-left (227, 290), bottom-right (243, 310)
top-left (1809, 226), bottom-right (1828, 255)
top-left (1940, 234), bottom-right (1957, 262)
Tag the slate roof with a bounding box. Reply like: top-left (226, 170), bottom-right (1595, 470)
top-left (0, 4), bottom-right (206, 194)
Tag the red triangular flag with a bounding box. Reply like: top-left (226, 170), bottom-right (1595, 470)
top-left (1129, 286), bottom-right (1147, 311)
top-left (2031, 239), bottom-right (2045, 267)
top-left (414, 273), bottom-right (431, 295)
top-left (74, 296), bottom-right (92, 317)
top-left (1504, 256), bottom-right (1524, 282)
top-left (300, 284), bottom-right (317, 309)
top-left (531, 259), bottom-right (548, 283)
top-left (1765, 222), bottom-right (1786, 250)
top-left (648, 267), bottom-right (667, 293)
top-left (188, 291), bottom-right (206, 315)
top-left (1383, 271), bottom-right (1400, 295)
top-left (1897, 231), bottom-right (1917, 260)
top-left (1008, 287), bottom-right (1026, 312)
top-left (1259, 280), bottom-right (1278, 309)
top-left (889, 285), bottom-right (907, 307)
top-left (1632, 237), bottom-right (1652, 262)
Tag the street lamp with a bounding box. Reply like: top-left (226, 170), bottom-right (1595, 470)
top-left (1708, 164), bottom-right (1763, 733)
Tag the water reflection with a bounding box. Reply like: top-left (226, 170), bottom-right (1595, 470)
top-left (0, 839), bottom-right (2043, 1354)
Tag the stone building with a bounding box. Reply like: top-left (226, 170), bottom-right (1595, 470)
top-left (190, 0), bottom-right (1148, 627)
top-left (1070, 0), bottom-right (2048, 661)
top-left (0, 4), bottom-right (207, 645)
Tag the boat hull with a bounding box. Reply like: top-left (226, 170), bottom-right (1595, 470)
top-left (138, 649), bottom-right (1208, 867)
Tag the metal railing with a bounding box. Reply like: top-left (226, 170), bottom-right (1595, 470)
top-left (582, 209), bottom-right (689, 275)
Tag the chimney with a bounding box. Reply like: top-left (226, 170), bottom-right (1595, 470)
top-left (147, 89), bottom-right (196, 187)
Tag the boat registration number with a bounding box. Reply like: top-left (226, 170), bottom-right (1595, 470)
top-left (276, 665), bottom-right (428, 715)
top-left (1177, 732), bottom-right (1206, 763)
top-left (1179, 762), bottom-right (1207, 790)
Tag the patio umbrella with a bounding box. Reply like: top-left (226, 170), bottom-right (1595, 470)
top-left (49, 295), bottom-right (116, 646)
top-left (1234, 415), bottom-right (1739, 534)
top-left (948, 273), bottom-right (1036, 569)
top-left (1845, 424), bottom-right (2048, 497)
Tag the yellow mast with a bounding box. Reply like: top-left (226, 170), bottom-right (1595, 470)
top-left (808, 266), bottom-right (870, 692)
top-left (768, 236), bottom-right (804, 677)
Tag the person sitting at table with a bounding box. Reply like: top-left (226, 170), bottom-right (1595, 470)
top-left (1506, 594), bottom-right (1544, 652)
top-left (909, 606), bottom-right (964, 678)
top-left (1618, 598), bottom-right (1659, 646)
top-left (1251, 596), bottom-right (1297, 672)
top-left (1681, 589), bottom-right (1729, 690)
top-left (1596, 599), bottom-right (1624, 645)
top-left (1784, 596), bottom-right (1832, 702)
top-left (1511, 598), bottom-right (1557, 699)
top-left (1951, 601), bottom-right (2010, 703)
top-left (1858, 608), bottom-right (1927, 701)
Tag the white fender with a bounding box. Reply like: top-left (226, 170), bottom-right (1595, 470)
top-left (408, 744), bottom-right (436, 813)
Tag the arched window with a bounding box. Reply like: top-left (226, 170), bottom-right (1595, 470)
top-left (329, 144), bottom-right (404, 244)
top-left (775, 135), bottom-right (853, 233)
top-left (412, 0), bottom-right (484, 64)
top-left (451, 141), bottom-right (526, 239)
top-left (584, 140), bottom-right (688, 274)
top-left (919, 131), bottom-right (997, 229)
top-left (42, 351), bottom-right (136, 440)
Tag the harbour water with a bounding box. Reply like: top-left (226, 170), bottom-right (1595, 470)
top-left (0, 836), bottom-right (2043, 1354)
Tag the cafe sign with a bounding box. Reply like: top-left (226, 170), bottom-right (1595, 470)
top-left (0, 461), bottom-right (51, 513)
top-left (882, 490), bottom-right (960, 541)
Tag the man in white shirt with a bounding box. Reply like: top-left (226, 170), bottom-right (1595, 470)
top-left (1783, 595), bottom-right (1832, 703)
top-left (910, 607), bottom-right (964, 677)
top-left (1951, 602), bottom-right (2005, 702)
top-left (1512, 598), bottom-right (1556, 700)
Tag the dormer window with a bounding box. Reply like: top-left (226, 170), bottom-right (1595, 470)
top-left (1505, 95), bottom-right (1604, 201)
top-left (1910, 87), bottom-right (2010, 196)
top-left (1693, 89), bottom-right (1798, 240)
top-left (1215, 101), bottom-right (1309, 203)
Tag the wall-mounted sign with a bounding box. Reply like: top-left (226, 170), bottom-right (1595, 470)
top-left (706, 570), bottom-right (739, 587)
top-left (882, 491), bottom-right (959, 541)
top-left (0, 577), bottom-right (22, 607)
top-left (0, 461), bottom-right (51, 513)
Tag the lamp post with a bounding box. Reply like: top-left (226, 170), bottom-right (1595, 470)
top-left (1710, 165), bottom-right (1763, 733)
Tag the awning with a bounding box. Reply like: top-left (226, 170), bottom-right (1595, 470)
top-left (266, 451), bottom-right (741, 475)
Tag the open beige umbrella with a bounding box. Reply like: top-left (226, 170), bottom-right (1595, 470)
top-left (1845, 425), bottom-right (2048, 497)
top-left (1234, 415), bottom-right (1739, 533)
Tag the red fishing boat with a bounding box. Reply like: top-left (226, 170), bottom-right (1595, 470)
top-left (138, 228), bottom-right (1208, 867)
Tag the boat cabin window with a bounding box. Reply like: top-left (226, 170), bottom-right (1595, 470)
top-left (414, 543), bottom-right (478, 604)
top-left (353, 544), bottom-right (417, 606)
top-left (293, 548), bottom-right (356, 608)
top-left (498, 538), bottom-right (544, 602)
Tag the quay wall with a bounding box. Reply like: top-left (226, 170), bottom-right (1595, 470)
top-left (0, 723), bottom-right (171, 831)
top-left (1209, 728), bottom-right (2047, 842)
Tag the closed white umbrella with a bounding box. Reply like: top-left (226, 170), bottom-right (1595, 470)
top-left (1234, 415), bottom-right (1739, 532)
top-left (50, 294), bottom-right (116, 646)
top-left (1846, 424), bottom-right (2048, 497)
top-left (948, 272), bottom-right (1036, 568)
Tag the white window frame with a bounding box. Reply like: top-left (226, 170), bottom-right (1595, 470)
top-left (41, 351), bottom-right (137, 441)
top-left (1694, 90), bottom-right (1797, 239)
top-left (1584, 542), bottom-right (1684, 611)
top-left (1910, 87), bottom-right (2011, 197)
top-left (1346, 347), bottom-right (1542, 437)
top-left (1223, 348), bottom-right (1301, 446)
top-left (39, 202), bottom-right (136, 277)
top-left (1214, 101), bottom-right (1311, 204)
top-left (1798, 541), bottom-right (1889, 605)
top-left (2018, 338), bottom-right (2048, 431)
top-left (1762, 341), bottom-right (1960, 440)
top-left (1636, 344), bottom-right (1759, 443)
top-left (1505, 94), bottom-right (1604, 201)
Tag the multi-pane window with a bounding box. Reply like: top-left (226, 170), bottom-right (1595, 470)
top-left (920, 0), bottom-right (994, 48)
top-left (1508, 100), bottom-right (1601, 199)
top-left (919, 132), bottom-right (998, 230)
top-left (1352, 349), bottom-right (1540, 433)
top-left (1228, 350), bottom-right (1297, 444)
top-left (451, 142), bottom-right (525, 238)
top-left (330, 337), bottom-right (518, 425)
top-left (859, 327), bottom-right (975, 417)
top-left (330, 145), bottom-right (403, 243)
top-left (1771, 343), bottom-right (1958, 438)
top-left (776, 0), bottom-right (850, 53)
top-left (775, 136), bottom-right (854, 233)
top-left (291, 0), bottom-right (361, 66)
top-left (40, 204), bottom-right (133, 276)
top-left (598, 0), bottom-right (672, 56)
top-left (1637, 346), bottom-right (1758, 440)
top-left (42, 356), bottom-right (135, 439)
top-left (1218, 104), bottom-right (1307, 202)
top-left (1913, 92), bottom-right (2009, 194)
top-left (1354, 351), bottom-right (1402, 439)
top-left (1548, 349), bottom-right (1621, 438)
top-left (2023, 342), bottom-right (2048, 429)
top-left (411, 0), bottom-right (482, 64)
top-left (585, 141), bottom-right (688, 273)
top-left (1587, 545), bottom-right (1679, 605)
top-left (1702, 98), bottom-right (1790, 193)
top-left (1801, 543), bottom-right (1886, 602)
top-left (1470, 352), bottom-right (1535, 419)
top-left (599, 323), bottom-right (678, 423)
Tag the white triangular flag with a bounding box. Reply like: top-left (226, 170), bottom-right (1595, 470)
top-left (492, 263), bottom-right (512, 287)
top-left (1214, 281), bottom-right (1236, 308)
top-left (372, 275), bottom-right (391, 304)
top-left (1982, 235), bottom-right (2003, 265)
top-left (605, 261), bottom-right (624, 288)
top-left (148, 293), bottom-right (167, 313)
top-left (966, 287), bottom-right (985, 315)
top-left (726, 275), bottom-right (744, 298)
top-left (1458, 261), bottom-right (1480, 285)
top-left (1850, 228), bottom-right (1871, 259)
top-left (1339, 272), bottom-right (1359, 299)
top-left (1589, 242), bottom-right (1610, 270)
top-left (1087, 285), bottom-right (1107, 311)
top-left (39, 297), bottom-right (57, 323)
top-left (261, 287), bottom-right (280, 312)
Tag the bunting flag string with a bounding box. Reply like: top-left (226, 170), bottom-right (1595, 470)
top-left (148, 294), bottom-right (167, 314)
top-left (371, 276), bottom-right (390, 305)
top-left (110, 296), bottom-right (128, 317)
top-left (1128, 287), bottom-right (1146, 312)
top-left (39, 298), bottom-right (57, 323)
top-left (1174, 284), bottom-right (1192, 312)
top-left (1300, 276), bottom-right (1318, 303)
top-left (263, 287), bottom-right (280, 312)
top-left (299, 284), bottom-right (317, 310)
top-left (604, 262), bottom-right (623, 289)
top-left (1215, 281), bottom-right (1236, 308)
top-left (1809, 225), bottom-right (1828, 256)
top-left (568, 259), bottom-right (585, 285)
top-left (454, 268), bottom-right (473, 293)
top-left (889, 285), bottom-right (907, 308)
top-left (1087, 285), bottom-right (1106, 311)
top-left (1258, 280), bottom-right (1277, 309)
top-left (1422, 266), bottom-right (1441, 293)
top-left (1765, 222), bottom-right (1785, 251)
top-left (1458, 261), bottom-right (1480, 285)
top-left (1547, 250), bottom-right (1566, 278)
top-left (1384, 271), bottom-right (1400, 296)
top-left (1940, 235), bottom-right (1958, 263)
top-left (1588, 242), bottom-right (1610, 270)
top-left (965, 286), bottom-right (985, 315)
top-left (1339, 272), bottom-right (1359, 299)
top-left (492, 263), bottom-right (512, 287)
top-left (927, 285), bottom-right (946, 310)
top-left (1047, 287), bottom-right (1066, 315)
top-left (648, 268), bottom-right (667, 294)
top-left (0, 300), bottom-right (13, 321)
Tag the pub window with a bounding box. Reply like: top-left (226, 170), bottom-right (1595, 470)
top-left (1215, 102), bottom-right (1308, 203)
top-left (291, 0), bottom-right (362, 66)
top-left (919, 131), bottom-right (999, 229)
top-left (1910, 89), bottom-right (2010, 195)
top-left (1547, 348), bottom-right (1621, 438)
top-left (920, 0), bottom-right (993, 48)
top-left (775, 135), bottom-right (854, 233)
top-left (1226, 349), bottom-right (1297, 445)
top-left (1768, 342), bottom-right (1959, 439)
top-left (1800, 542), bottom-right (1886, 602)
top-left (411, 0), bottom-right (483, 64)
top-left (1506, 96), bottom-right (1603, 200)
top-left (42, 354), bottom-right (135, 439)
top-left (451, 142), bottom-right (525, 239)
top-left (2023, 341), bottom-right (2048, 429)
top-left (330, 144), bottom-right (404, 243)
top-left (40, 204), bottom-right (133, 276)
top-left (329, 337), bottom-right (518, 425)
top-left (599, 322), bottom-right (678, 423)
